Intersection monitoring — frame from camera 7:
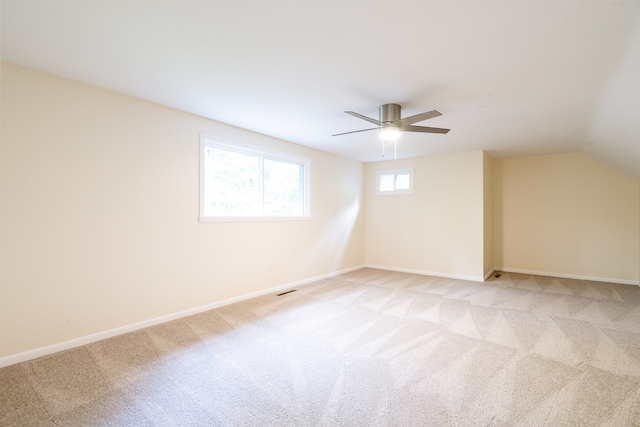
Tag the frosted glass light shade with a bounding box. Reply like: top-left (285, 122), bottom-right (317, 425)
top-left (379, 126), bottom-right (401, 140)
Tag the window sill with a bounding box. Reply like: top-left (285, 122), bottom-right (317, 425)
top-left (199, 215), bottom-right (312, 223)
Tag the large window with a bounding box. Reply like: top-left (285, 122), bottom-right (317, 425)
top-left (375, 168), bottom-right (414, 195)
top-left (200, 136), bottom-right (310, 221)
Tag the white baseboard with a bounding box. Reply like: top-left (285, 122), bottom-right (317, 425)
top-left (494, 267), bottom-right (640, 286)
top-left (483, 268), bottom-right (496, 281)
top-left (364, 264), bottom-right (486, 283)
top-left (4, 263), bottom-right (634, 368)
top-left (0, 264), bottom-right (365, 369)
top-left (363, 264), bottom-right (639, 287)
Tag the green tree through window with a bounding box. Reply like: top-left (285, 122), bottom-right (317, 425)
top-left (200, 138), bottom-right (309, 220)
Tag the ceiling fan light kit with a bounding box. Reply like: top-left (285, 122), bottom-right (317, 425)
top-left (333, 103), bottom-right (450, 159)
top-left (379, 126), bottom-right (401, 141)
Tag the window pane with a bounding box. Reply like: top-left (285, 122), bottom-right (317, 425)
top-left (379, 174), bottom-right (395, 192)
top-left (395, 174), bottom-right (410, 190)
top-left (264, 159), bottom-right (303, 215)
top-left (200, 138), bottom-right (310, 221)
top-left (204, 147), bottom-right (260, 216)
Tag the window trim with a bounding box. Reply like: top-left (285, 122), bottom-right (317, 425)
top-left (375, 168), bottom-right (415, 195)
top-left (199, 134), bottom-right (310, 222)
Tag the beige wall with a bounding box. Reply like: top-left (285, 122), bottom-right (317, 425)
top-left (3, 61), bottom-right (639, 362)
top-left (483, 151), bottom-right (494, 278)
top-left (364, 150), bottom-right (486, 280)
top-left (494, 152), bottom-right (640, 282)
top-left (0, 63), bottom-right (365, 359)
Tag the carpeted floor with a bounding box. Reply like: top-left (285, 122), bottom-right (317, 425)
top-left (2, 268), bottom-right (640, 426)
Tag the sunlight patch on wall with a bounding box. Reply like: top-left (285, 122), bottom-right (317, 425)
top-left (298, 196), bottom-right (362, 275)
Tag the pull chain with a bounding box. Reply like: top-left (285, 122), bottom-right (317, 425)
top-left (381, 138), bottom-right (398, 159)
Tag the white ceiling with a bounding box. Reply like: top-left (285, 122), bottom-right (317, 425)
top-left (2, 0), bottom-right (640, 178)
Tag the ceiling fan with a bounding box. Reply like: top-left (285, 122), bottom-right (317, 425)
top-left (332, 103), bottom-right (450, 140)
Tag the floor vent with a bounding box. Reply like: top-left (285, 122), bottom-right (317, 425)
top-left (276, 289), bottom-right (297, 296)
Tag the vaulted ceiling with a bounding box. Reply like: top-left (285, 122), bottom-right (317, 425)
top-left (2, 0), bottom-right (640, 179)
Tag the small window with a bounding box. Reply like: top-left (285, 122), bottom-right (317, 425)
top-left (376, 168), bottom-right (414, 195)
top-left (200, 135), bottom-right (310, 221)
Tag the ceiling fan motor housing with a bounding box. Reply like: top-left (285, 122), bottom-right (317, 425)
top-left (380, 103), bottom-right (401, 123)
top-left (380, 103), bottom-right (402, 137)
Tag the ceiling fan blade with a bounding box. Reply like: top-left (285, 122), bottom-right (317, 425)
top-left (401, 124), bottom-right (450, 134)
top-left (332, 127), bottom-right (379, 137)
top-left (395, 110), bottom-right (442, 127)
top-left (345, 111), bottom-right (382, 126)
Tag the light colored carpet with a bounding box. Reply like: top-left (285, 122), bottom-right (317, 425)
top-left (2, 268), bottom-right (640, 426)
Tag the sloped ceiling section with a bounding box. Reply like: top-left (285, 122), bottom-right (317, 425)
top-left (1, 0), bottom-right (640, 177)
top-left (585, 20), bottom-right (640, 180)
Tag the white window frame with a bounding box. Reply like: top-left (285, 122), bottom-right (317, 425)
top-left (375, 168), bottom-right (414, 195)
top-left (199, 134), bottom-right (310, 222)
